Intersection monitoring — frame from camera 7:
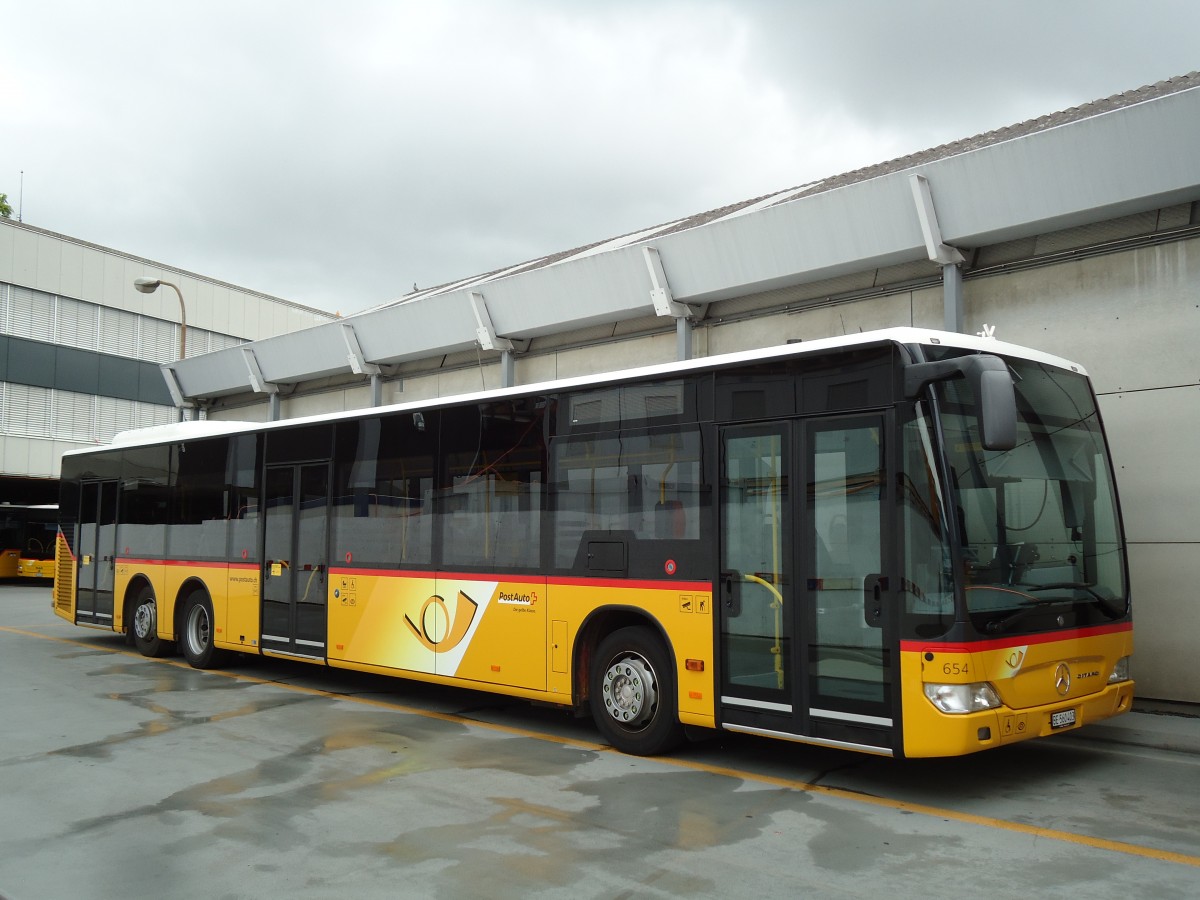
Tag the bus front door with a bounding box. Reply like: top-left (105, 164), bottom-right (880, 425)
top-left (76, 479), bottom-right (118, 626)
top-left (719, 415), bottom-right (895, 754)
top-left (261, 462), bottom-right (330, 659)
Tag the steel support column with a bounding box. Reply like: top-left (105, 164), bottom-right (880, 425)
top-left (500, 350), bottom-right (516, 388)
top-left (910, 174), bottom-right (966, 333)
top-left (943, 263), bottom-right (964, 333)
top-left (644, 246), bottom-right (705, 361)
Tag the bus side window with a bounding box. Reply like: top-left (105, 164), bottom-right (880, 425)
top-left (438, 401), bottom-right (546, 572)
top-left (551, 426), bottom-right (706, 577)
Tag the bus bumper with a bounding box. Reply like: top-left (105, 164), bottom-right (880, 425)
top-left (902, 680), bottom-right (1136, 758)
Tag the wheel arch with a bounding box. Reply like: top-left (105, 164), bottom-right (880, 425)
top-left (572, 605), bottom-right (677, 706)
top-left (173, 576), bottom-right (215, 637)
top-left (121, 574), bottom-right (156, 639)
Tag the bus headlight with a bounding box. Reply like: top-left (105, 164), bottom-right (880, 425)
top-left (923, 682), bottom-right (1002, 714)
top-left (1108, 656), bottom-right (1130, 683)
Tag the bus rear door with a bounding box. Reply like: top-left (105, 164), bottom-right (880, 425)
top-left (76, 480), bottom-right (118, 626)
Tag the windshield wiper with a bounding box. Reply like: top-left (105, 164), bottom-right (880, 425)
top-left (1028, 582), bottom-right (1127, 619)
top-left (985, 599), bottom-right (1071, 635)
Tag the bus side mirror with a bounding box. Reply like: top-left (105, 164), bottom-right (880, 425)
top-left (904, 353), bottom-right (1017, 452)
top-left (965, 356), bottom-right (1017, 452)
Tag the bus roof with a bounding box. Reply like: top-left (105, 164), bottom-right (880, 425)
top-left (74, 327), bottom-right (1085, 456)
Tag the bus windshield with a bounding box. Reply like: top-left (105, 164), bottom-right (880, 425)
top-left (937, 358), bottom-right (1128, 636)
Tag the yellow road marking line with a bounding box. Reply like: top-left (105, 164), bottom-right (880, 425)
top-left (5, 624), bottom-right (1199, 869)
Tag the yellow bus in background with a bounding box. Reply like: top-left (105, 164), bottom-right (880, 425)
top-left (0, 504), bottom-right (57, 580)
top-left (52, 329), bottom-right (1133, 758)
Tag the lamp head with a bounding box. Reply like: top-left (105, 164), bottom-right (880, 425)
top-left (134, 278), bottom-right (161, 294)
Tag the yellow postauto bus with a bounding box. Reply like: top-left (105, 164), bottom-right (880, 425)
top-left (52, 328), bottom-right (1133, 758)
top-left (0, 504), bottom-right (58, 580)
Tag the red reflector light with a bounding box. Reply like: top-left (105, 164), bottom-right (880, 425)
top-left (685, 659), bottom-right (704, 672)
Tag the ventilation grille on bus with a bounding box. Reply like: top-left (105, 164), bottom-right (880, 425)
top-left (54, 528), bottom-right (75, 613)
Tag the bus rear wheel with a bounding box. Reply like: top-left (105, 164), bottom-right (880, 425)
top-left (180, 594), bottom-right (228, 669)
top-left (590, 626), bottom-right (683, 756)
top-left (130, 586), bottom-right (173, 658)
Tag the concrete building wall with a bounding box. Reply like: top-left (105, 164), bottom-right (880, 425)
top-left (0, 220), bottom-right (335, 486)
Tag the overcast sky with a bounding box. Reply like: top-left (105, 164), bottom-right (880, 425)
top-left (4, 1), bottom-right (1198, 315)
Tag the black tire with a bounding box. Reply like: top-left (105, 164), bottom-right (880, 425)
top-left (590, 626), bottom-right (683, 756)
top-left (180, 593), bottom-right (228, 669)
top-left (130, 586), bottom-right (174, 658)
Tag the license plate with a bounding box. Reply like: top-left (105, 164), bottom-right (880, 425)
top-left (1051, 709), bottom-right (1077, 729)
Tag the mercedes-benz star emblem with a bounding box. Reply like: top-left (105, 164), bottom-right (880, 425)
top-left (1054, 663), bottom-right (1071, 696)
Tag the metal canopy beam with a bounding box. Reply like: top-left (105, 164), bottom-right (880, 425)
top-left (159, 365), bottom-right (189, 410)
top-left (341, 322), bottom-right (381, 376)
top-left (242, 347), bottom-right (278, 396)
top-left (468, 291), bottom-right (515, 352)
top-left (910, 174), bottom-right (967, 333)
top-left (644, 246), bottom-right (708, 361)
top-left (909, 174), bottom-right (966, 266)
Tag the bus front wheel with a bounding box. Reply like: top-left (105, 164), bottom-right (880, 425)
top-left (590, 626), bottom-right (683, 756)
top-left (180, 594), bottom-right (228, 669)
top-left (130, 587), bottom-right (173, 658)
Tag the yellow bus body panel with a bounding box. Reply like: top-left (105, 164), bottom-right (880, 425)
top-left (18, 557), bottom-right (55, 578)
top-left (221, 566), bottom-right (261, 650)
top-left (107, 561), bottom-right (259, 650)
top-left (545, 580), bottom-right (716, 728)
top-left (901, 625), bottom-right (1134, 757)
top-left (326, 570), bottom-right (716, 727)
top-left (1, 549), bottom-right (20, 579)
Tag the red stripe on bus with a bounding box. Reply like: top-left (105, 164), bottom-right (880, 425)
top-left (900, 621), bottom-right (1132, 654)
top-left (325, 567), bottom-right (711, 593)
top-left (117, 558), bottom-right (259, 571)
top-left (111, 559), bottom-right (710, 593)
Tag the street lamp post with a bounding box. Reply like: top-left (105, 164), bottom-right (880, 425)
top-left (135, 277), bottom-right (189, 421)
top-left (134, 277), bottom-right (187, 360)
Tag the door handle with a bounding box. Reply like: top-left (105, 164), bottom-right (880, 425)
top-left (720, 570), bottom-right (742, 616)
top-left (863, 574), bottom-right (888, 628)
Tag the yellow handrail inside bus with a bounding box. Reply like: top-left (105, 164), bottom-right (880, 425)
top-left (742, 574), bottom-right (785, 689)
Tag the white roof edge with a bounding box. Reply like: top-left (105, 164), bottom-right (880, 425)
top-left (106, 420), bottom-right (259, 451)
top-left (68, 328), bottom-right (1083, 454)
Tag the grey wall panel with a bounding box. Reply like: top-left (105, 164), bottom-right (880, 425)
top-left (172, 346), bottom-right (255, 396)
top-left (1125, 542), bottom-right (1200, 702)
top-left (58, 239), bottom-right (85, 300)
top-left (354, 292), bottom-right (479, 363)
top-left (55, 346), bottom-right (101, 395)
top-left (472, 247), bottom-right (660, 337)
top-left (7, 338), bottom-right (54, 388)
top-left (964, 236), bottom-right (1200, 394)
top-left (97, 355), bottom-right (142, 402)
top-left (1098, 387), bottom-right (1200, 544)
top-left (34, 233), bottom-right (63, 296)
top-left (661, 177), bottom-right (929, 304)
top-left (251, 323), bottom-right (356, 382)
top-left (916, 88), bottom-right (1200, 248)
top-left (80, 245), bottom-right (106, 308)
top-left (12, 228), bottom-right (38, 287)
top-left (0, 222), bottom-right (13, 283)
